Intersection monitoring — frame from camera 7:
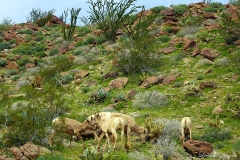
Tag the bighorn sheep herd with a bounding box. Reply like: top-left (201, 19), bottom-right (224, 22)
top-left (48, 112), bottom-right (193, 150)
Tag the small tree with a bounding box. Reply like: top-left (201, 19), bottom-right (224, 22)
top-left (62, 8), bottom-right (81, 41)
top-left (87, 0), bottom-right (142, 42)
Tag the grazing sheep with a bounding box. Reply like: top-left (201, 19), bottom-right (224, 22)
top-left (48, 117), bottom-right (96, 147)
top-left (92, 115), bottom-right (127, 150)
top-left (88, 112), bottom-right (149, 149)
top-left (179, 117), bottom-right (193, 144)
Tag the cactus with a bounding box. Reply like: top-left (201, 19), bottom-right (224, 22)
top-left (145, 117), bottom-right (165, 139)
top-left (79, 146), bottom-right (103, 160)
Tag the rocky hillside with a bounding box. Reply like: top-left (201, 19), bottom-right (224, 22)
top-left (0, 2), bottom-right (240, 160)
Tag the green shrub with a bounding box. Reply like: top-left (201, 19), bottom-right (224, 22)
top-left (83, 37), bottom-right (95, 45)
top-left (77, 26), bottom-right (92, 36)
top-left (75, 41), bottom-right (83, 47)
top-left (163, 25), bottom-right (172, 33)
top-left (33, 43), bottom-right (46, 52)
top-left (49, 48), bottom-right (59, 56)
top-left (18, 66), bottom-right (27, 72)
top-left (202, 7), bottom-right (218, 13)
top-left (173, 81), bottom-right (182, 88)
top-left (12, 43), bottom-right (32, 55)
top-left (6, 70), bottom-right (18, 77)
top-left (34, 51), bottom-right (47, 58)
top-left (128, 151), bottom-right (151, 160)
top-left (229, 0), bottom-right (240, 6)
top-left (126, 14), bottom-right (138, 25)
top-left (13, 75), bottom-right (21, 81)
top-left (95, 34), bottom-right (107, 44)
top-left (9, 39), bottom-right (16, 45)
top-left (133, 91), bottom-right (168, 109)
top-left (81, 86), bottom-right (90, 93)
top-left (209, 2), bottom-right (225, 9)
top-left (151, 6), bottom-right (166, 13)
top-left (173, 4), bottom-right (188, 16)
top-left (182, 82), bottom-right (201, 97)
top-left (200, 127), bottom-right (232, 143)
top-left (73, 49), bottom-right (83, 56)
top-left (18, 29), bottom-right (33, 35)
top-left (53, 73), bottom-right (74, 86)
top-left (0, 59), bottom-right (7, 67)
top-left (172, 52), bottom-right (186, 61)
top-left (0, 37), bottom-right (3, 42)
top-left (178, 26), bottom-right (199, 37)
top-left (196, 74), bottom-right (204, 80)
top-left (180, 16), bottom-right (204, 27)
top-left (35, 34), bottom-right (45, 41)
top-left (0, 42), bottom-right (11, 51)
top-left (214, 57), bottom-right (229, 67)
top-left (234, 139), bottom-right (240, 159)
top-left (157, 35), bottom-right (171, 43)
top-left (100, 49), bottom-right (109, 55)
top-left (90, 88), bottom-right (109, 103)
top-left (16, 57), bottom-right (32, 67)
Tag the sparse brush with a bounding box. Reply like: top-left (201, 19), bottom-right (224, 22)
top-left (90, 88), bottom-right (109, 103)
top-left (151, 136), bottom-right (177, 160)
top-left (154, 118), bottom-right (180, 140)
top-left (200, 127), bottom-right (231, 143)
top-left (182, 83), bottom-right (201, 97)
top-left (128, 151), bottom-right (151, 160)
top-left (195, 58), bottom-right (213, 67)
top-left (214, 57), bottom-right (229, 67)
top-left (133, 91), bottom-right (168, 109)
top-left (178, 26), bottom-right (200, 37)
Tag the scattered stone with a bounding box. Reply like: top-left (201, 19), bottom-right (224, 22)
top-left (212, 106), bottom-right (223, 114)
top-left (162, 74), bottom-right (181, 85)
top-left (125, 89), bottom-right (137, 99)
top-left (199, 81), bottom-right (217, 90)
top-left (200, 48), bottom-right (219, 61)
top-left (109, 77), bottom-right (128, 89)
top-left (158, 47), bottom-right (176, 54)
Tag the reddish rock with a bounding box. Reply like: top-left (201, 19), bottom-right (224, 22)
top-left (137, 9), bottom-right (153, 17)
top-left (94, 29), bottom-right (104, 36)
top-left (5, 61), bottom-right (19, 70)
top-left (50, 15), bottom-right (63, 25)
top-left (109, 77), bottom-right (128, 89)
top-left (161, 9), bottom-right (176, 16)
top-left (125, 89), bottom-right (137, 99)
top-left (203, 12), bottom-right (215, 19)
top-left (158, 47), bottom-right (176, 54)
top-left (4, 30), bottom-right (17, 41)
top-left (166, 20), bottom-right (178, 26)
top-left (25, 63), bottom-right (36, 68)
top-left (200, 48), bottom-right (219, 61)
top-left (10, 147), bottom-right (24, 160)
top-left (24, 22), bottom-right (38, 31)
top-left (199, 81), bottom-right (217, 90)
top-left (233, 39), bottom-right (240, 45)
top-left (16, 35), bottom-right (26, 46)
top-left (191, 47), bottom-right (201, 57)
top-left (116, 29), bottom-right (124, 35)
top-left (227, 5), bottom-right (239, 21)
top-left (183, 40), bottom-right (196, 51)
top-left (102, 70), bottom-right (118, 79)
top-left (183, 140), bottom-right (213, 157)
top-left (162, 74), bottom-right (181, 85)
top-left (140, 76), bottom-right (161, 88)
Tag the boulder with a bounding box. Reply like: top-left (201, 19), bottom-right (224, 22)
top-left (200, 48), bottom-right (219, 61)
top-left (162, 74), bottom-right (181, 85)
top-left (109, 77), bottom-right (128, 89)
top-left (183, 140), bottom-right (213, 157)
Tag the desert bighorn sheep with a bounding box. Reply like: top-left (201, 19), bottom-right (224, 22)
top-left (88, 112), bottom-right (149, 149)
top-left (48, 117), bottom-right (96, 147)
top-left (92, 114), bottom-right (127, 150)
top-left (179, 117), bottom-right (193, 144)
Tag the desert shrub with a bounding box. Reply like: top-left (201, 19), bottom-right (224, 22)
top-left (75, 41), bottom-right (83, 47)
top-left (163, 25), bottom-right (172, 33)
top-left (73, 50), bottom-right (83, 56)
top-left (133, 91), bottom-right (168, 109)
top-left (178, 26), bottom-right (200, 37)
top-left (37, 154), bottom-right (67, 160)
top-left (49, 48), bottom-right (59, 56)
top-left (34, 51), bottom-right (47, 58)
top-left (0, 59), bottom-right (7, 67)
top-left (196, 74), bottom-right (204, 80)
top-left (182, 82), bottom-right (201, 97)
top-left (151, 6), bottom-right (166, 13)
top-left (0, 17), bottom-right (14, 31)
top-left (151, 136), bottom-right (177, 160)
top-left (195, 58), bottom-right (213, 67)
top-left (87, 0), bottom-right (141, 42)
top-left (209, 2), bottom-right (225, 9)
top-left (16, 57), bottom-right (32, 67)
top-left (214, 57), bottom-right (229, 67)
top-left (53, 73), bottom-right (74, 86)
top-left (18, 66), bottom-right (27, 72)
top-left (35, 34), bottom-right (45, 41)
top-left (154, 118), bottom-right (180, 140)
top-left (83, 37), bottom-right (95, 45)
top-left (5, 70), bottom-right (18, 77)
top-left (79, 15), bottom-right (92, 26)
top-left (126, 14), bottom-right (138, 25)
top-left (171, 52), bottom-right (186, 62)
top-left (233, 139), bottom-right (240, 159)
top-left (77, 26), bottom-right (92, 36)
top-left (200, 127), bottom-right (232, 143)
top-left (180, 16), bottom-right (204, 27)
top-left (229, 0), bottom-right (240, 6)
top-left (173, 81), bottom-right (182, 88)
top-left (12, 43), bottom-right (32, 55)
top-left (12, 75), bottom-right (21, 81)
top-left (95, 34), bottom-right (107, 44)
top-left (202, 7), bottom-right (218, 13)
top-left (230, 50), bottom-right (240, 75)
top-left (18, 29), bottom-right (33, 35)
top-left (128, 151), bottom-right (151, 160)
top-left (73, 56), bottom-right (87, 65)
top-left (100, 49), bottom-right (109, 55)
top-left (81, 86), bottom-right (90, 93)
top-left (157, 35), bottom-right (171, 43)
top-left (0, 37), bottom-right (3, 42)
top-left (90, 88), bottom-right (109, 103)
top-left (173, 4), bottom-right (188, 16)
top-left (0, 42), bottom-right (11, 51)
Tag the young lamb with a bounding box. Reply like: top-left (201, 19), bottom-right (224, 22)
top-left (48, 117), bottom-right (96, 147)
top-left (92, 115), bottom-right (127, 150)
top-left (88, 112), bottom-right (149, 149)
top-left (179, 117), bottom-right (193, 144)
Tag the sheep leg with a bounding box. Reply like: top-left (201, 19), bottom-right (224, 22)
top-left (111, 130), bottom-right (118, 150)
top-left (48, 131), bottom-right (56, 146)
top-left (104, 132), bottom-right (111, 151)
top-left (75, 131), bottom-right (85, 148)
top-left (98, 132), bottom-right (105, 151)
top-left (125, 126), bottom-right (131, 149)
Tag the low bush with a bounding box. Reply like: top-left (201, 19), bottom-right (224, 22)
top-left (37, 154), bottom-right (67, 160)
top-left (133, 91), bottom-right (169, 109)
top-left (178, 26), bottom-right (200, 37)
top-left (18, 29), bottom-right (33, 35)
top-left (6, 70), bottom-right (18, 77)
top-left (95, 34), bottom-right (107, 44)
top-left (151, 136), bottom-right (177, 160)
top-left (173, 4), bottom-right (188, 16)
top-left (16, 57), bottom-right (32, 67)
top-left (128, 151), bottom-right (151, 160)
top-left (214, 57), bottom-right (229, 67)
top-left (49, 48), bottom-right (59, 56)
top-left (77, 26), bottom-right (92, 37)
top-left (34, 51), bottom-right (47, 58)
top-left (157, 35), bottom-right (171, 43)
top-left (151, 6), bottom-right (166, 13)
top-left (196, 74), bottom-right (204, 80)
top-left (83, 37), bottom-right (95, 45)
top-left (200, 127), bottom-right (232, 143)
top-left (0, 59), bottom-right (7, 67)
top-left (12, 43), bottom-right (32, 55)
top-left (0, 42), bottom-right (11, 51)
